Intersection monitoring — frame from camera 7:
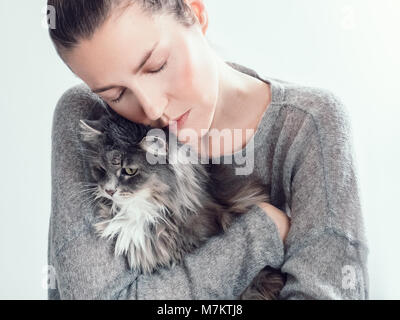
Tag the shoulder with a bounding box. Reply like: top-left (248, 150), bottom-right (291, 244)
top-left (277, 80), bottom-right (352, 133)
top-left (263, 79), bottom-right (356, 174)
top-left (52, 83), bottom-right (108, 134)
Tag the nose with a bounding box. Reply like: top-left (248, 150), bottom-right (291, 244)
top-left (105, 189), bottom-right (116, 197)
top-left (141, 101), bottom-right (166, 121)
top-left (158, 114), bottom-right (170, 128)
top-left (134, 84), bottom-right (166, 121)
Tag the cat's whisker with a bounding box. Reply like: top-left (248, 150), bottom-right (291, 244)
top-left (77, 153), bottom-right (100, 160)
top-left (118, 193), bottom-right (135, 198)
top-left (73, 186), bottom-right (98, 195)
top-left (77, 153), bottom-right (98, 159)
top-left (77, 188), bottom-right (106, 208)
top-left (77, 183), bottom-right (98, 187)
top-left (62, 137), bottom-right (84, 146)
top-left (66, 183), bottom-right (99, 203)
top-left (84, 197), bottom-right (102, 210)
top-left (66, 190), bottom-right (97, 204)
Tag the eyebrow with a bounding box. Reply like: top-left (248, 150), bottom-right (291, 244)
top-left (91, 41), bottom-right (159, 94)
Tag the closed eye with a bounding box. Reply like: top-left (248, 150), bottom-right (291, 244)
top-left (111, 89), bottom-right (126, 104)
top-left (110, 61), bottom-right (167, 104)
top-left (148, 61), bottom-right (167, 74)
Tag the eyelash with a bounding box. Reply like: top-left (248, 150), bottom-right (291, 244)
top-left (149, 61), bottom-right (167, 74)
top-left (110, 61), bottom-right (168, 104)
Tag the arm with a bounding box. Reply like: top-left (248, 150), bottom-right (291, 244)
top-left (48, 84), bottom-right (135, 299)
top-left (258, 202), bottom-right (291, 243)
top-left (276, 90), bottom-right (369, 299)
top-left (48, 84), bottom-right (286, 300)
top-left (134, 204), bottom-right (284, 299)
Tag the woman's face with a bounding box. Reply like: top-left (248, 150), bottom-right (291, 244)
top-left (64, 2), bottom-right (219, 143)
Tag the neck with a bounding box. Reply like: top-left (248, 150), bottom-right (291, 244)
top-left (198, 55), bottom-right (272, 159)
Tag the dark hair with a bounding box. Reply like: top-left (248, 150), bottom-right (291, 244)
top-left (47, 0), bottom-right (197, 58)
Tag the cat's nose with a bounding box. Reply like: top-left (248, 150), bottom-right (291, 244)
top-left (105, 189), bottom-right (116, 197)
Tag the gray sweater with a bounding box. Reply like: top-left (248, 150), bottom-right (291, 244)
top-left (48, 62), bottom-right (369, 299)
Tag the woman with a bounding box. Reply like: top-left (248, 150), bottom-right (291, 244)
top-left (47, 0), bottom-right (369, 299)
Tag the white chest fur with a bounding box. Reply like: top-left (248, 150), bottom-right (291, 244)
top-left (97, 188), bottom-right (166, 259)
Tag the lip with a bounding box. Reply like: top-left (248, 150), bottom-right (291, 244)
top-left (168, 109), bottom-right (191, 132)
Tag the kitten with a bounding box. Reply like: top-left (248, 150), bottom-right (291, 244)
top-left (77, 108), bottom-right (286, 300)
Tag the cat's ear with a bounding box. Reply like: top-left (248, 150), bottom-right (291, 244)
top-left (139, 133), bottom-right (168, 157)
top-left (79, 119), bottom-right (103, 143)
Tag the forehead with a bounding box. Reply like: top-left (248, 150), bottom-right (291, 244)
top-left (64, 4), bottom-right (172, 88)
top-left (102, 146), bottom-right (144, 165)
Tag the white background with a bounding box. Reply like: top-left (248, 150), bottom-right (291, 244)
top-left (0, 0), bottom-right (399, 299)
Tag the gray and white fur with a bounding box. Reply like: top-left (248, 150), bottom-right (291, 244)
top-left (77, 107), bottom-right (286, 300)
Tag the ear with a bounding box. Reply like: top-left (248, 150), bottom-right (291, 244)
top-left (139, 134), bottom-right (168, 157)
top-left (185, 0), bottom-right (208, 34)
top-left (79, 119), bottom-right (103, 142)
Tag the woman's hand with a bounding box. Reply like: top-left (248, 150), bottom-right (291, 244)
top-left (257, 202), bottom-right (291, 243)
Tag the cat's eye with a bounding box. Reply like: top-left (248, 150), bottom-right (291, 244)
top-left (122, 167), bottom-right (138, 176)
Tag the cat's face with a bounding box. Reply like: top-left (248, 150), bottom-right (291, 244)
top-left (78, 112), bottom-right (177, 205)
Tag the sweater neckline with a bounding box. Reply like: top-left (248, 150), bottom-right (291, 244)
top-left (207, 62), bottom-right (285, 162)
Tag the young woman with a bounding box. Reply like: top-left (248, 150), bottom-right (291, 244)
top-left (47, 0), bottom-right (369, 299)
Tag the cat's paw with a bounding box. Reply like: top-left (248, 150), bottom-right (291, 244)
top-left (239, 266), bottom-right (286, 300)
top-left (96, 202), bottom-right (112, 219)
top-left (93, 219), bottom-right (111, 237)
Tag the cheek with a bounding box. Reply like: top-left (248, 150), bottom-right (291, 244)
top-left (168, 51), bottom-right (195, 99)
top-left (172, 52), bottom-right (215, 109)
top-left (182, 41), bottom-right (218, 107)
top-left (182, 57), bottom-right (195, 87)
top-left (167, 35), bottom-right (201, 100)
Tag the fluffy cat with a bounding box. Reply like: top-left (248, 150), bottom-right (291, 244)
top-left (77, 107), bottom-right (286, 300)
